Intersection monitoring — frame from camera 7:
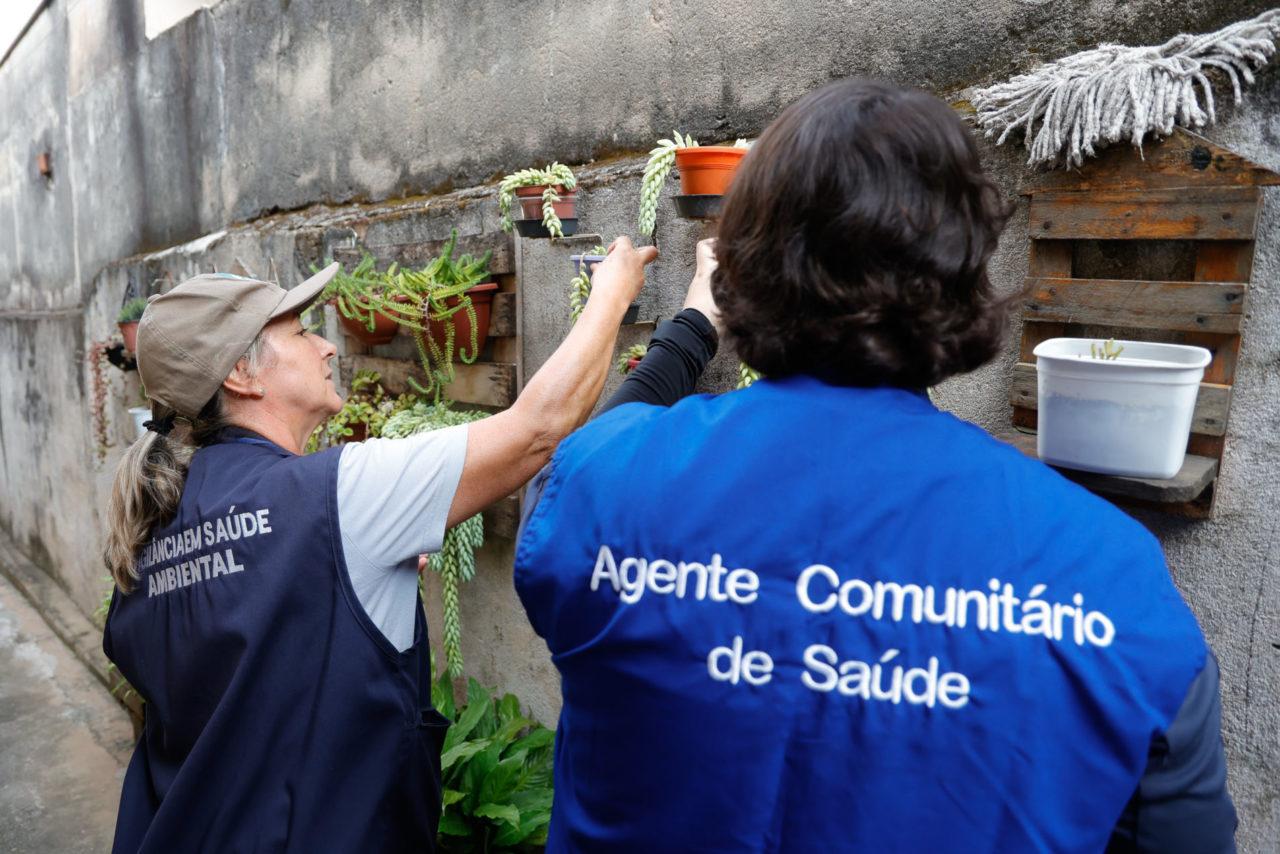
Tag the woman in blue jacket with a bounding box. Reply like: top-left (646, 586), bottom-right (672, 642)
top-left (515, 79), bottom-right (1236, 852)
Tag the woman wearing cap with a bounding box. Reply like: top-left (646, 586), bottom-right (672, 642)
top-left (99, 238), bottom-right (686, 852)
top-left (513, 80), bottom-right (1235, 851)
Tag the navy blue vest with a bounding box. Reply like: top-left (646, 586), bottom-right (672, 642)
top-left (104, 433), bottom-right (446, 853)
top-left (516, 377), bottom-right (1207, 852)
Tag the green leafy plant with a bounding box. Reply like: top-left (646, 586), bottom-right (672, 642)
top-left (383, 401), bottom-right (489, 677)
top-left (321, 231), bottom-right (493, 401)
top-left (116, 296), bottom-right (148, 324)
top-left (319, 254), bottom-right (411, 334)
top-left (569, 245), bottom-right (608, 322)
top-left (737, 363), bottom-right (761, 388)
top-left (1090, 339), bottom-right (1125, 360)
top-left (638, 132), bottom-right (750, 237)
top-left (433, 669), bottom-right (555, 851)
top-left (498, 163), bottom-right (577, 239)
top-left (305, 370), bottom-right (416, 452)
top-left (616, 344), bottom-right (647, 375)
top-left (95, 578), bottom-right (140, 704)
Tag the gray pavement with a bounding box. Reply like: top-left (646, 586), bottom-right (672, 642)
top-left (0, 571), bottom-right (134, 853)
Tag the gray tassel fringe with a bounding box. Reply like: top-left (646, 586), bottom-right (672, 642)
top-left (973, 10), bottom-right (1280, 168)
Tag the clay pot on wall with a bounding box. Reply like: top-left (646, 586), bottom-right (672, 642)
top-left (514, 185), bottom-right (577, 220)
top-left (513, 185), bottom-right (579, 238)
top-left (332, 297), bottom-right (407, 346)
top-left (675, 146), bottom-right (748, 196)
top-left (118, 322), bottom-right (140, 353)
top-left (425, 283), bottom-right (500, 361)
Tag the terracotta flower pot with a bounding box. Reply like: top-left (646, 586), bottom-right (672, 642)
top-left (332, 296), bottom-right (408, 346)
top-left (118, 322), bottom-right (139, 353)
top-left (514, 185), bottom-right (577, 222)
top-left (675, 146), bottom-right (748, 196)
top-left (425, 283), bottom-right (500, 361)
top-left (340, 423), bottom-right (368, 443)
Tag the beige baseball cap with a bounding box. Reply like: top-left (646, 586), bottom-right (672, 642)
top-left (136, 263), bottom-right (340, 421)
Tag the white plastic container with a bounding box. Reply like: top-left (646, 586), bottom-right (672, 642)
top-left (128, 406), bottom-right (151, 441)
top-left (1033, 338), bottom-right (1212, 479)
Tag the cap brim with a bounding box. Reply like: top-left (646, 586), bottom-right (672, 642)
top-left (271, 262), bottom-right (340, 318)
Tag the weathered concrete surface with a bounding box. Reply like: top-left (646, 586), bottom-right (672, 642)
top-left (4, 0), bottom-right (1280, 849)
top-left (0, 569), bottom-right (132, 853)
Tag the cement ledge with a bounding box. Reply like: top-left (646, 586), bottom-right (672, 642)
top-left (0, 527), bottom-right (143, 732)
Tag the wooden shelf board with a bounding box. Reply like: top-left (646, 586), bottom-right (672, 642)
top-left (482, 495), bottom-right (520, 540)
top-left (333, 231), bottom-right (515, 276)
top-left (1024, 277), bottom-right (1245, 334)
top-left (994, 428), bottom-right (1218, 504)
top-left (489, 291), bottom-right (516, 337)
top-left (1028, 186), bottom-right (1259, 241)
top-left (347, 354), bottom-right (516, 408)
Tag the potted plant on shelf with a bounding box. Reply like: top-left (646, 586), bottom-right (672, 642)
top-left (320, 255), bottom-right (411, 346)
top-left (617, 344), bottom-right (647, 374)
top-left (304, 370), bottom-right (416, 452)
top-left (499, 162), bottom-right (578, 239)
top-left (639, 131), bottom-right (751, 235)
top-left (383, 401), bottom-right (489, 677)
top-left (117, 297), bottom-right (148, 353)
top-left (1034, 337), bottom-right (1211, 479)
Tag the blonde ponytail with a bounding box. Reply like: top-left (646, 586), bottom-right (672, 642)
top-left (104, 332), bottom-right (274, 593)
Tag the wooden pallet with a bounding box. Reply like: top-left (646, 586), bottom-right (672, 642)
top-left (1000, 129), bottom-right (1279, 519)
top-left (330, 228), bottom-right (524, 536)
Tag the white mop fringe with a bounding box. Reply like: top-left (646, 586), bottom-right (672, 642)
top-left (972, 9), bottom-right (1280, 168)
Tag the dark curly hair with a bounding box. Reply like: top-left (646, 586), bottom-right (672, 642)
top-left (713, 79), bottom-right (1015, 389)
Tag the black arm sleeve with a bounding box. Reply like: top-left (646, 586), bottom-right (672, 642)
top-left (600, 308), bottom-right (719, 413)
top-left (1107, 652), bottom-right (1237, 854)
top-left (520, 308), bottom-right (720, 536)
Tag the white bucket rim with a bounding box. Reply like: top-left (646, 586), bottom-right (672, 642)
top-left (1033, 338), bottom-right (1211, 371)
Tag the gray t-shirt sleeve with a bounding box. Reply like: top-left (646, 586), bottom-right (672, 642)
top-left (335, 426), bottom-right (469, 651)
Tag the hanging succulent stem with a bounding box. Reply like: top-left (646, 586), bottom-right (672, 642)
top-left (638, 131), bottom-right (699, 238)
top-left (498, 163), bottom-right (577, 237)
top-left (569, 245), bottom-right (609, 322)
top-left (737, 363), bottom-right (762, 389)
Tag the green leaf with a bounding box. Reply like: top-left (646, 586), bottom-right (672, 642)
top-left (437, 811), bottom-right (471, 836)
top-left (473, 802), bottom-right (521, 828)
top-left (442, 684), bottom-right (490, 752)
top-left (496, 693), bottom-right (521, 724)
top-left (510, 727), bottom-right (555, 755)
top-left (464, 742), bottom-right (503, 809)
top-left (440, 739), bottom-right (488, 772)
top-left (478, 753), bottom-right (525, 806)
top-left (442, 788), bottom-right (466, 806)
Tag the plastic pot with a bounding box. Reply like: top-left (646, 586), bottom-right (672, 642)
top-left (514, 185), bottom-right (577, 222)
top-left (625, 357), bottom-right (642, 373)
top-left (571, 255), bottom-right (640, 323)
top-left (675, 146), bottom-right (747, 196)
top-left (128, 406), bottom-right (150, 441)
top-left (425, 283), bottom-right (500, 362)
top-left (1033, 338), bottom-right (1212, 479)
top-left (118, 322), bottom-right (139, 353)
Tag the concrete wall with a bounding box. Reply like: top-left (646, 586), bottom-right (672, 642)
top-left (3, 0), bottom-right (1279, 848)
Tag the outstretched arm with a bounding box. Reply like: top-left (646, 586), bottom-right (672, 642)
top-left (1109, 652), bottom-right (1237, 853)
top-left (445, 237), bottom-right (658, 528)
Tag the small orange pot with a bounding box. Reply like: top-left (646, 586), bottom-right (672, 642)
top-left (118, 322), bottom-right (139, 353)
top-left (514, 185), bottom-right (577, 221)
top-left (675, 146), bottom-right (748, 196)
top-left (425, 283), bottom-right (500, 362)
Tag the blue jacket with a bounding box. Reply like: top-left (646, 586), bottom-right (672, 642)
top-left (516, 377), bottom-right (1223, 852)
